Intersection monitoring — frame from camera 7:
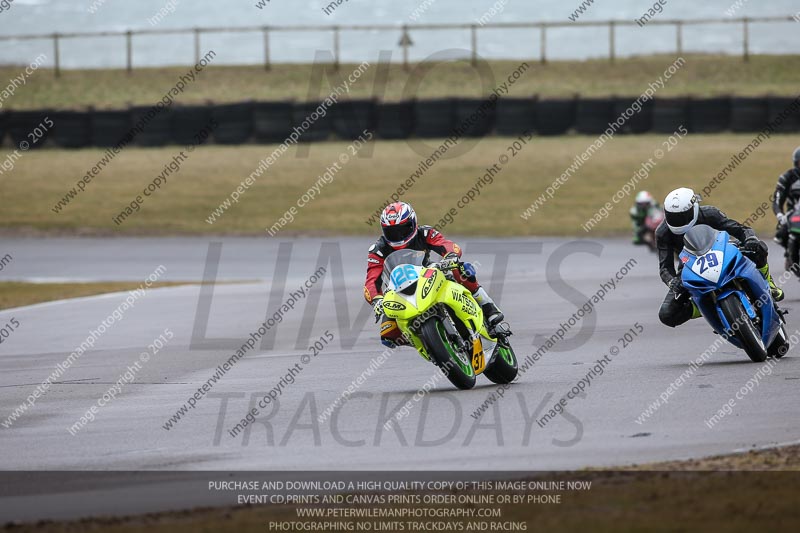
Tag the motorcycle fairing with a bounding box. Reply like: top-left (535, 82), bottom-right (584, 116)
top-left (382, 265), bottom-right (497, 372)
top-left (680, 227), bottom-right (779, 349)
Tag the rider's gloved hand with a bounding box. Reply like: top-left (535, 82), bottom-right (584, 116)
top-left (742, 237), bottom-right (763, 256)
top-left (435, 253), bottom-right (460, 271)
top-left (372, 297), bottom-right (384, 323)
top-left (668, 277), bottom-right (687, 297)
top-left (777, 212), bottom-right (787, 226)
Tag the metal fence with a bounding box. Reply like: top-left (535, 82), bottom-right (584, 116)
top-left (1, 15), bottom-right (797, 76)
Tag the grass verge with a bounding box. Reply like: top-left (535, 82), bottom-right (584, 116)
top-left (0, 281), bottom-right (196, 311)
top-left (0, 134), bottom-right (793, 237)
top-left (2, 55), bottom-right (800, 110)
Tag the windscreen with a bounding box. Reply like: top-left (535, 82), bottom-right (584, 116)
top-left (683, 224), bottom-right (719, 256)
top-left (381, 249), bottom-right (427, 288)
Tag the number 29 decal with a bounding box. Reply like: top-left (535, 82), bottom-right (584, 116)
top-left (690, 251), bottom-right (724, 282)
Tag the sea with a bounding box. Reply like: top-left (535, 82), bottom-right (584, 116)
top-left (0, 0), bottom-right (798, 68)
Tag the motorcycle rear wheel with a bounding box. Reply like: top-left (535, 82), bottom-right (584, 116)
top-left (420, 318), bottom-right (476, 390)
top-left (719, 295), bottom-right (767, 363)
top-left (788, 236), bottom-right (800, 278)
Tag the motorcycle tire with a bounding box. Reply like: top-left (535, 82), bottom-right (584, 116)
top-left (420, 318), bottom-right (476, 390)
top-left (719, 295), bottom-right (767, 363)
top-left (789, 237), bottom-right (800, 278)
top-left (767, 325), bottom-right (790, 359)
top-left (483, 337), bottom-right (518, 385)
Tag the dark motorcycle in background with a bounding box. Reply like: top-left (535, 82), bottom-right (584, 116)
top-left (641, 206), bottom-right (665, 252)
top-left (779, 182), bottom-right (800, 278)
top-left (785, 204), bottom-right (800, 278)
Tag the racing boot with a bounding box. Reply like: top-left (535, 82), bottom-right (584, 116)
top-left (758, 264), bottom-right (784, 302)
top-left (472, 287), bottom-right (504, 332)
top-left (380, 318), bottom-right (409, 349)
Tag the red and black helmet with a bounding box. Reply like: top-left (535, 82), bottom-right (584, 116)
top-left (380, 202), bottom-right (418, 249)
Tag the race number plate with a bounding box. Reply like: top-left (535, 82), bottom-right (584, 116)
top-left (690, 250), bottom-right (724, 283)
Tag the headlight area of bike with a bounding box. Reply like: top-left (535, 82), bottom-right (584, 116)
top-left (385, 264), bottom-right (473, 357)
top-left (683, 252), bottom-right (767, 330)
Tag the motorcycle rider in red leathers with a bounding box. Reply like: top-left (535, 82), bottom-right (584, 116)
top-left (364, 201), bottom-right (504, 348)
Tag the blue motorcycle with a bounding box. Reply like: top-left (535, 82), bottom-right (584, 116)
top-left (680, 225), bottom-right (789, 362)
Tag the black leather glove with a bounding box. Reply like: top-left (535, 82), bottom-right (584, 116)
top-left (742, 237), bottom-right (762, 256)
top-left (668, 277), bottom-right (687, 297)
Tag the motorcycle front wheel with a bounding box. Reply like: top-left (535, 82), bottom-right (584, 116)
top-left (420, 318), bottom-right (476, 390)
top-left (719, 295), bottom-right (767, 363)
top-left (483, 337), bottom-right (518, 384)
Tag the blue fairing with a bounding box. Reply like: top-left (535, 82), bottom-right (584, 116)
top-left (679, 230), bottom-right (779, 350)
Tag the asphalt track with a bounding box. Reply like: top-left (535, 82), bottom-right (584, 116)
top-left (1, 236), bottom-right (799, 521)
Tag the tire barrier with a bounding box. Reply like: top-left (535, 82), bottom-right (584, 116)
top-left (613, 97), bottom-right (654, 134)
top-left (575, 97), bottom-right (615, 135)
top-left (6, 110), bottom-right (53, 150)
top-left (535, 98), bottom-right (576, 136)
top-left (333, 99), bottom-right (376, 140)
top-left (90, 110), bottom-right (132, 148)
top-left (172, 105), bottom-right (213, 145)
top-left (375, 101), bottom-right (414, 139)
top-left (455, 98), bottom-right (496, 137)
top-left (652, 97), bottom-right (689, 134)
top-left (253, 101), bottom-right (293, 143)
top-left (292, 102), bottom-right (332, 143)
top-left (730, 97), bottom-right (769, 133)
top-left (51, 111), bottom-right (92, 148)
top-left (211, 102), bottom-right (254, 144)
top-left (767, 97), bottom-right (800, 133)
top-left (414, 98), bottom-right (456, 139)
top-left (7, 96), bottom-right (800, 149)
top-left (131, 106), bottom-right (173, 146)
top-left (688, 96), bottom-right (731, 133)
top-left (494, 97), bottom-right (536, 136)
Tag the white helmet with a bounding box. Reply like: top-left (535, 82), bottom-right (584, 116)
top-left (664, 187), bottom-right (701, 235)
top-left (635, 191), bottom-right (655, 208)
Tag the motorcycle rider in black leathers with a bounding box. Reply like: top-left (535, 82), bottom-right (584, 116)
top-left (773, 146), bottom-right (800, 249)
top-left (657, 187), bottom-right (783, 328)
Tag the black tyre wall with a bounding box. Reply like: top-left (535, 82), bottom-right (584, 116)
top-left (575, 97), bottom-right (615, 135)
top-left (414, 98), bottom-right (456, 138)
top-left (535, 98), bottom-right (576, 135)
top-left (50, 111), bottom-right (92, 148)
top-left (375, 101), bottom-right (415, 139)
top-left (613, 97), bottom-right (654, 134)
top-left (494, 97), bottom-right (535, 136)
top-left (292, 102), bottom-right (332, 142)
top-left (131, 106), bottom-right (173, 146)
top-left (211, 102), bottom-right (254, 144)
top-left (730, 97), bottom-right (768, 132)
top-left (333, 99), bottom-right (376, 140)
top-left (90, 110), bottom-right (132, 148)
top-left (688, 96), bottom-right (731, 133)
top-left (454, 98), bottom-right (496, 137)
top-left (652, 97), bottom-right (689, 133)
top-left (253, 101), bottom-right (294, 143)
top-left (7, 110), bottom-right (52, 149)
top-left (172, 105), bottom-right (213, 145)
